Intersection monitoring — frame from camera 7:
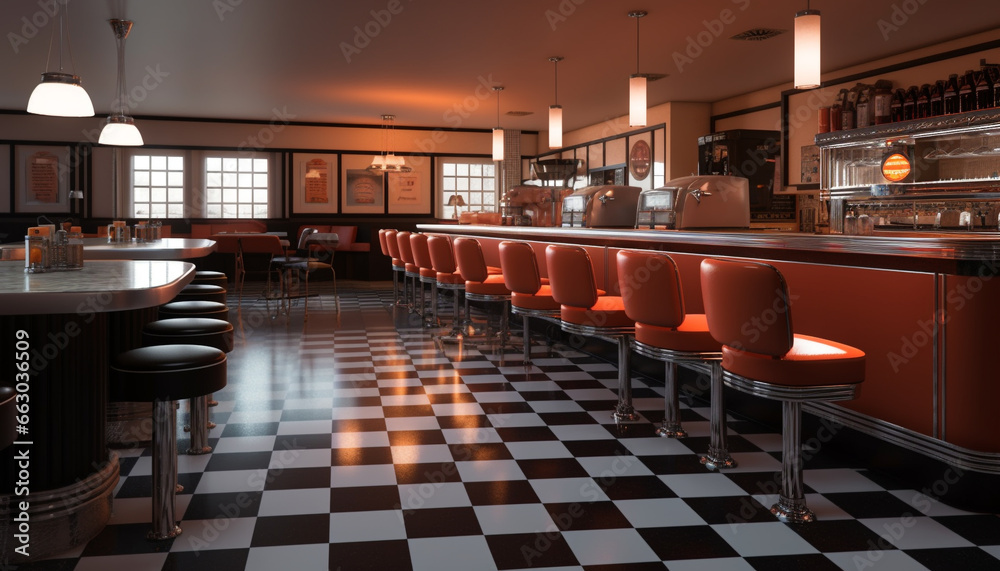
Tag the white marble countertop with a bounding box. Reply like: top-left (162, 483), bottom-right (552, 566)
top-left (82, 238), bottom-right (216, 260)
top-left (0, 260), bottom-right (195, 315)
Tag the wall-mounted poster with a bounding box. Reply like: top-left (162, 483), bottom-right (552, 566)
top-left (15, 145), bottom-right (71, 213)
top-left (342, 155), bottom-right (385, 214)
top-left (293, 153), bottom-right (338, 214)
top-left (387, 170), bottom-right (430, 214)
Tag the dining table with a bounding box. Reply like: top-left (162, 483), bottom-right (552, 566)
top-left (0, 259), bottom-right (196, 562)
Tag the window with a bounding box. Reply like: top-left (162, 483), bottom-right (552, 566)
top-left (439, 159), bottom-right (497, 216)
top-left (205, 156), bottom-right (270, 218)
top-left (131, 154), bottom-right (185, 218)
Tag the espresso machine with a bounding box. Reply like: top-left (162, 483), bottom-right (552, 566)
top-left (501, 159), bottom-right (580, 226)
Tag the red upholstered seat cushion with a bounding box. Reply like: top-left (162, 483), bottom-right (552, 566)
top-left (436, 272), bottom-right (465, 285)
top-left (511, 284), bottom-right (560, 311)
top-left (465, 274), bottom-right (510, 296)
top-left (722, 334), bottom-right (866, 387)
top-left (419, 268), bottom-right (436, 279)
top-left (405, 263), bottom-right (419, 273)
top-left (634, 314), bottom-right (720, 353)
top-left (391, 258), bottom-right (403, 268)
top-left (487, 266), bottom-right (502, 275)
top-left (560, 296), bottom-right (634, 329)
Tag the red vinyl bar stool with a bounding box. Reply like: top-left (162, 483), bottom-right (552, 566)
top-left (545, 244), bottom-right (638, 422)
top-left (498, 240), bottom-right (560, 365)
top-left (427, 234), bottom-right (467, 339)
top-left (383, 229), bottom-right (407, 307)
top-left (411, 233), bottom-right (441, 327)
top-left (454, 237), bottom-right (516, 362)
top-left (701, 258), bottom-right (866, 523)
top-left (110, 345), bottom-right (227, 540)
top-left (377, 229), bottom-right (401, 304)
top-left (616, 249), bottom-right (735, 468)
top-left (396, 231), bottom-right (420, 311)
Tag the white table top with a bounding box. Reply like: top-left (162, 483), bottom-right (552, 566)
top-left (0, 260), bottom-right (195, 315)
top-left (82, 238), bottom-right (216, 260)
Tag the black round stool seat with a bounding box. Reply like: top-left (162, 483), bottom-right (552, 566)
top-left (0, 386), bottom-right (17, 450)
top-left (110, 345), bottom-right (227, 402)
top-left (174, 284), bottom-right (227, 304)
top-left (143, 318), bottom-right (235, 353)
top-left (159, 300), bottom-right (229, 321)
top-left (192, 270), bottom-right (228, 288)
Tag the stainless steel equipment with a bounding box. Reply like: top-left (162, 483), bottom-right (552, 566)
top-left (561, 185), bottom-right (642, 228)
top-left (501, 159), bottom-right (580, 226)
top-left (636, 175), bottom-right (750, 229)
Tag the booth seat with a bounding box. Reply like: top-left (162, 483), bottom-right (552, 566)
top-left (296, 225), bottom-right (371, 253)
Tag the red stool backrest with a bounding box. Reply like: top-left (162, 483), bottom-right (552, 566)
top-left (410, 233), bottom-right (433, 270)
top-left (378, 229), bottom-right (390, 257)
top-left (427, 235), bottom-right (457, 274)
top-left (396, 231), bottom-right (414, 264)
top-left (617, 249), bottom-right (685, 328)
top-left (700, 258), bottom-right (794, 357)
top-left (384, 229), bottom-right (401, 259)
top-left (545, 244), bottom-right (598, 309)
top-left (454, 237), bottom-right (489, 283)
top-left (499, 241), bottom-right (542, 295)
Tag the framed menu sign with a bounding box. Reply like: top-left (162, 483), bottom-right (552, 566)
top-left (293, 153), bottom-right (338, 214)
top-left (387, 169), bottom-right (431, 214)
top-left (342, 155), bottom-right (385, 214)
top-left (15, 145), bottom-right (71, 213)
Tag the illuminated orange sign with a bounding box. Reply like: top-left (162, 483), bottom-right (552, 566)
top-left (881, 153), bottom-right (911, 182)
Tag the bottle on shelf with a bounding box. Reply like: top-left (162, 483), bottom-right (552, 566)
top-left (842, 93), bottom-right (856, 130)
top-left (831, 89), bottom-right (847, 131)
top-left (890, 89), bottom-right (906, 122)
top-left (976, 66), bottom-right (994, 110)
top-left (929, 80), bottom-right (945, 116)
top-left (959, 70), bottom-right (976, 113)
top-left (873, 80), bottom-right (893, 124)
top-left (916, 84), bottom-right (931, 119)
top-left (944, 74), bottom-right (960, 114)
top-left (856, 86), bottom-right (872, 128)
top-left (902, 86), bottom-right (918, 121)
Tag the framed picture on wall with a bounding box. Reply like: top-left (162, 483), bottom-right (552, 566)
top-left (342, 154), bottom-right (385, 214)
top-left (293, 153), bottom-right (339, 214)
top-left (387, 167), bottom-right (430, 214)
top-left (15, 144), bottom-right (72, 213)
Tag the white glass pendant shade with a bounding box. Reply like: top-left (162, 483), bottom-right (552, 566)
top-left (27, 72), bottom-right (95, 117)
top-left (794, 9), bottom-right (821, 89)
top-left (99, 116), bottom-right (144, 146)
top-left (629, 75), bottom-right (646, 127)
top-left (493, 128), bottom-right (504, 161)
top-left (549, 105), bottom-right (563, 149)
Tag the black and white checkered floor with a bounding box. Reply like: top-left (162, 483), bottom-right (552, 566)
top-left (23, 283), bottom-right (1000, 570)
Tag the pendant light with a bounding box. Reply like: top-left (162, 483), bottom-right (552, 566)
top-left (794, 1), bottom-right (821, 89)
top-left (548, 57), bottom-right (563, 149)
top-left (99, 19), bottom-right (143, 146)
top-left (27, 0), bottom-right (94, 117)
top-left (367, 114), bottom-right (411, 173)
top-left (492, 86), bottom-right (505, 161)
top-left (628, 10), bottom-right (647, 127)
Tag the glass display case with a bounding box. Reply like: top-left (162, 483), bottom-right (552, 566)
top-left (815, 108), bottom-right (1000, 232)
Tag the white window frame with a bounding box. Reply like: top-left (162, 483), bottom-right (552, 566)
top-left (436, 157), bottom-right (498, 218)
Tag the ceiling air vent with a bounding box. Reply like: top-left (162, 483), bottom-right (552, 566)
top-left (506, 111), bottom-right (533, 117)
top-left (730, 28), bottom-right (786, 41)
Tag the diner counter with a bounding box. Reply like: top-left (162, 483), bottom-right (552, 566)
top-left (420, 223), bottom-right (1000, 512)
top-left (81, 237), bottom-right (216, 260)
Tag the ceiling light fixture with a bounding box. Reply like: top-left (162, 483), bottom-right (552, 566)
top-left (794, 1), bottom-right (821, 89)
top-left (99, 19), bottom-right (143, 146)
top-left (27, 0), bottom-right (94, 117)
top-left (628, 10), bottom-right (647, 127)
top-left (367, 114), bottom-right (411, 173)
top-left (493, 86), bottom-right (505, 161)
top-left (549, 57), bottom-right (563, 149)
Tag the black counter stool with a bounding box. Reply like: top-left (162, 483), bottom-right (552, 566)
top-left (0, 386), bottom-right (17, 450)
top-left (159, 300), bottom-right (230, 321)
top-left (142, 318), bottom-right (234, 454)
top-left (172, 284), bottom-right (227, 305)
top-left (110, 345), bottom-right (227, 540)
top-left (191, 270), bottom-right (228, 289)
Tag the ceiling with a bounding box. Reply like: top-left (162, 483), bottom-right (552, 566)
top-left (3, 0), bottom-right (1000, 134)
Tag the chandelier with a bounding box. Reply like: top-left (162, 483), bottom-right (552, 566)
top-left (367, 114), bottom-right (412, 174)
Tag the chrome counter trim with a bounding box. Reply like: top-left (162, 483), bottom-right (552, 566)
top-left (805, 402), bottom-right (1000, 475)
top-left (419, 224), bottom-right (1000, 263)
top-left (722, 371), bottom-right (859, 403)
